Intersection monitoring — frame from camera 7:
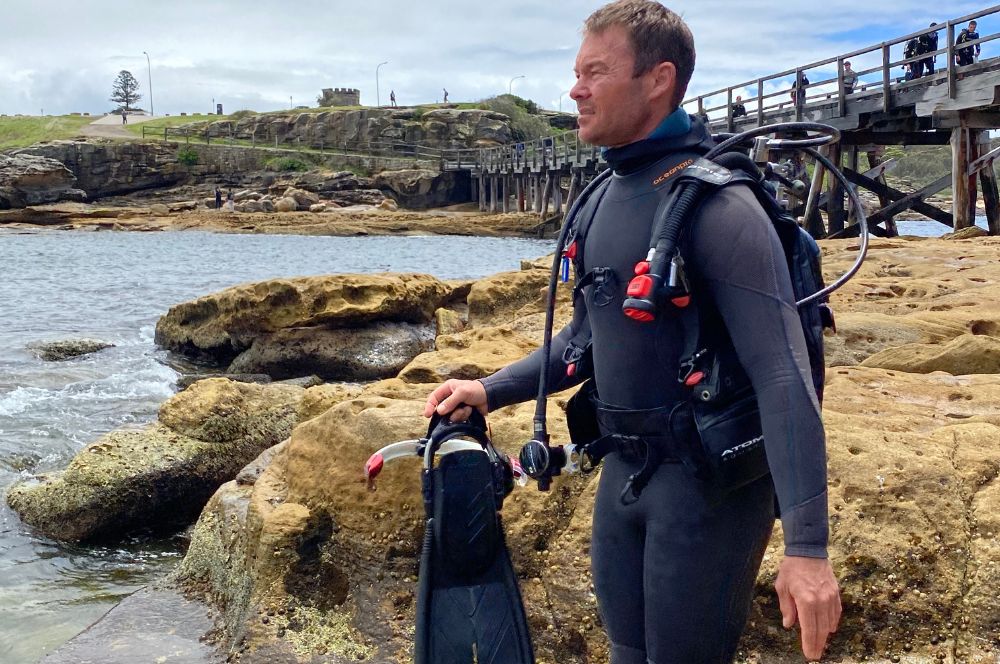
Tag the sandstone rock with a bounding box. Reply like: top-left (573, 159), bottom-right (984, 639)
top-left (177, 388), bottom-right (577, 663)
top-left (377, 198), bottom-right (398, 211)
top-left (242, 200), bottom-right (263, 213)
top-left (227, 321), bottom-right (435, 381)
top-left (176, 373), bottom-right (272, 390)
top-left (308, 203), bottom-right (326, 213)
top-left (149, 203), bottom-right (170, 216)
top-left (233, 190), bottom-right (257, 202)
top-left (0, 153), bottom-right (83, 209)
top-left (186, 108), bottom-right (513, 151)
top-left (434, 307), bottom-right (465, 336)
top-left (946, 226), bottom-right (988, 240)
top-left (296, 383), bottom-right (364, 423)
top-left (283, 187), bottom-right (320, 210)
top-left (6, 379), bottom-right (304, 542)
top-left (261, 199), bottom-right (275, 213)
top-left (467, 268), bottom-right (550, 326)
top-left (374, 169), bottom-right (467, 209)
top-left (274, 197), bottom-right (298, 213)
top-left (151, 238), bottom-right (1000, 661)
top-left (170, 200), bottom-right (199, 212)
top-left (155, 274), bottom-right (452, 365)
top-left (28, 339), bottom-right (113, 361)
top-left (860, 333), bottom-right (1000, 374)
top-left (17, 141), bottom-right (188, 200)
top-left (397, 326), bottom-right (537, 383)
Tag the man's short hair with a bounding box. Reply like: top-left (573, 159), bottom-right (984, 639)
top-left (584, 0), bottom-right (695, 108)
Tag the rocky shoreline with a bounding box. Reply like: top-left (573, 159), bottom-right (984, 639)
top-left (8, 234), bottom-right (999, 663)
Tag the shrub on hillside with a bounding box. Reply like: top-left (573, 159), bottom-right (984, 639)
top-left (176, 146), bottom-right (199, 166)
top-left (477, 94), bottom-right (550, 143)
top-left (264, 157), bottom-right (310, 172)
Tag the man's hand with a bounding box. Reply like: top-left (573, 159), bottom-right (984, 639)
top-left (422, 379), bottom-right (488, 422)
top-left (775, 555), bottom-right (841, 661)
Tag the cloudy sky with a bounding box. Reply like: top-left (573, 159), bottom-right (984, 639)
top-left (0, 0), bottom-right (986, 117)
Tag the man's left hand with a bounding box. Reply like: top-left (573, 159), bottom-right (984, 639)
top-left (775, 555), bottom-right (841, 661)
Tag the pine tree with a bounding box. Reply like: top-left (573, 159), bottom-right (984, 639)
top-left (110, 70), bottom-right (142, 112)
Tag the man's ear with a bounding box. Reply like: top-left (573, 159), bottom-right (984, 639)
top-left (647, 61), bottom-right (677, 105)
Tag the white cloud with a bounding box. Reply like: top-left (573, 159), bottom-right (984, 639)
top-left (0, 0), bottom-right (986, 116)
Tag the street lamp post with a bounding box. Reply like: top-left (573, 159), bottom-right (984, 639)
top-left (142, 51), bottom-right (154, 117)
top-left (508, 75), bottom-right (525, 96)
top-left (376, 61), bottom-right (389, 107)
top-left (559, 90), bottom-right (571, 112)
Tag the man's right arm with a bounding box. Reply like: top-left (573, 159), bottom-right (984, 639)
top-left (425, 296), bottom-right (589, 418)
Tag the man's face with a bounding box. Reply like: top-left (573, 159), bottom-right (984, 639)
top-left (571, 26), bottom-right (663, 147)
top-left (970, 22), bottom-right (977, 31)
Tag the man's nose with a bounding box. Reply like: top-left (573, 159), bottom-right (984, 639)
top-left (570, 80), bottom-right (587, 101)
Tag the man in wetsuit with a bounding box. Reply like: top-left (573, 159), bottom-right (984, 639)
top-left (424, 2), bottom-right (841, 662)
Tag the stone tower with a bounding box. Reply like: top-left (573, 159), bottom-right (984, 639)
top-left (318, 88), bottom-right (361, 107)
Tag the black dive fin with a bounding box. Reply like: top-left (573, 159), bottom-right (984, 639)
top-left (414, 418), bottom-right (534, 664)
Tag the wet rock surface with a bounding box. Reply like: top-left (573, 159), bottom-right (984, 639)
top-left (28, 338), bottom-right (114, 361)
top-left (7, 379), bottom-right (304, 542)
top-left (41, 587), bottom-right (223, 664)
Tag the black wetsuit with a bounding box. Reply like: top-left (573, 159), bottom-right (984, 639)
top-left (480, 115), bottom-right (828, 663)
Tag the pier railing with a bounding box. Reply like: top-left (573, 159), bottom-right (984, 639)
top-left (684, 5), bottom-right (1000, 129)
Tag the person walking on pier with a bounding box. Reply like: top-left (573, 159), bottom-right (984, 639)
top-left (790, 71), bottom-right (809, 105)
top-left (904, 36), bottom-right (923, 79)
top-left (920, 23), bottom-right (939, 76)
top-left (842, 61), bottom-right (858, 94)
top-left (957, 20), bottom-right (981, 67)
top-left (424, 2), bottom-right (841, 663)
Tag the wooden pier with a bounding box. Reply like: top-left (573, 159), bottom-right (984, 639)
top-left (464, 6), bottom-right (1000, 237)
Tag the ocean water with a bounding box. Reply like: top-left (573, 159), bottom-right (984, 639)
top-left (0, 229), bottom-right (554, 663)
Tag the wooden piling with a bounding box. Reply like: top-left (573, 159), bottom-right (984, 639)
top-left (952, 122), bottom-right (971, 229)
top-left (804, 149), bottom-right (827, 237)
top-left (827, 143), bottom-right (846, 234)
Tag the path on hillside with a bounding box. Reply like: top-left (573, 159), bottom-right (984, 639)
top-left (80, 113), bottom-right (157, 139)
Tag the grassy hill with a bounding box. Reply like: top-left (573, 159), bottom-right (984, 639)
top-left (0, 115), bottom-right (94, 151)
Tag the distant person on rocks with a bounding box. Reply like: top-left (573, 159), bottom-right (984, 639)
top-left (226, 189), bottom-right (234, 212)
top-left (731, 95), bottom-right (746, 118)
top-left (215, 187), bottom-right (222, 210)
top-left (442, 88), bottom-right (449, 103)
top-left (956, 21), bottom-right (981, 66)
top-left (121, 111), bottom-right (127, 125)
top-left (920, 23), bottom-right (939, 76)
top-left (842, 61), bottom-right (858, 94)
top-left (390, 90), bottom-right (397, 107)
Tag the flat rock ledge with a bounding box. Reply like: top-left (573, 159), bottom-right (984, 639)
top-left (155, 273), bottom-right (454, 381)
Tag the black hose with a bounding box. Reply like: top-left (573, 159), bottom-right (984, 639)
top-left (533, 169), bottom-right (613, 438)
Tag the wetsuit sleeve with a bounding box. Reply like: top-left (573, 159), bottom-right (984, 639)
top-left (479, 298), bottom-right (588, 412)
top-left (688, 185), bottom-right (829, 558)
